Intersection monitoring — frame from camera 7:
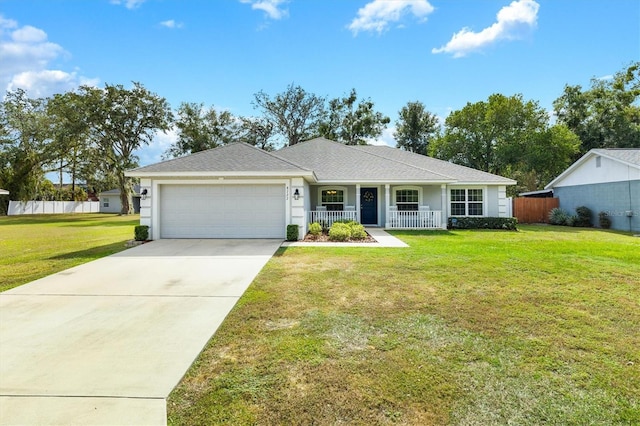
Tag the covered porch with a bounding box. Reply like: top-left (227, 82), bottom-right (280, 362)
top-left (306, 183), bottom-right (448, 230)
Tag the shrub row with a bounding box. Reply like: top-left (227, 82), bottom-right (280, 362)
top-left (305, 220), bottom-right (368, 241)
top-left (448, 217), bottom-right (518, 230)
top-left (549, 206), bottom-right (594, 227)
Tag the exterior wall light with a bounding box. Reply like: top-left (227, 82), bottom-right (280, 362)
top-left (293, 189), bottom-right (300, 200)
top-left (141, 189), bottom-right (148, 200)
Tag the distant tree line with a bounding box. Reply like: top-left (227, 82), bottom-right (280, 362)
top-left (1, 62), bottom-right (638, 214)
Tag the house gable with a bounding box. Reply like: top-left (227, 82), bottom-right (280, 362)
top-left (546, 149), bottom-right (640, 189)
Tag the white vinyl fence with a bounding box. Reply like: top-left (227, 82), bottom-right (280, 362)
top-left (8, 201), bottom-right (100, 215)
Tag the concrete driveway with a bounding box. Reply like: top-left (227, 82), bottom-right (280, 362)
top-left (0, 239), bottom-right (282, 425)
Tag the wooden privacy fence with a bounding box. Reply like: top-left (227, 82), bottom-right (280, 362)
top-left (513, 197), bottom-right (559, 223)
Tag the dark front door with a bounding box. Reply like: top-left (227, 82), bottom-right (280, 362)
top-left (360, 188), bottom-right (378, 225)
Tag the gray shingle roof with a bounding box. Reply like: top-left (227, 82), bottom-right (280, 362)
top-left (353, 144), bottom-right (516, 183)
top-left (276, 138), bottom-right (515, 184)
top-left (128, 142), bottom-right (311, 174)
top-left (127, 137), bottom-right (516, 184)
top-left (592, 149), bottom-right (640, 167)
top-left (275, 138), bottom-right (454, 182)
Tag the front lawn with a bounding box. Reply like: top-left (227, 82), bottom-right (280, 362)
top-left (0, 214), bottom-right (139, 292)
top-left (168, 225), bottom-right (640, 425)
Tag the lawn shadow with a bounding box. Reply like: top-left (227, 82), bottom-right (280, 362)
top-left (0, 214), bottom-right (138, 227)
top-left (48, 241), bottom-right (128, 260)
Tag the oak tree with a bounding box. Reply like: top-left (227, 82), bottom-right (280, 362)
top-left (164, 102), bottom-right (239, 158)
top-left (81, 82), bottom-right (173, 214)
top-left (253, 84), bottom-right (325, 146)
top-left (394, 101), bottom-right (439, 154)
top-left (319, 89), bottom-right (390, 145)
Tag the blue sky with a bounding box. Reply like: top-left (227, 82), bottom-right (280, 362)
top-left (1, 0), bottom-right (638, 166)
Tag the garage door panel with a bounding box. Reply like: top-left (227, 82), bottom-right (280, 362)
top-left (160, 184), bottom-right (285, 239)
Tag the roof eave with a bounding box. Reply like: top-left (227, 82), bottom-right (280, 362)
top-left (452, 180), bottom-right (517, 186)
top-left (311, 179), bottom-right (508, 185)
top-left (125, 170), bottom-right (317, 179)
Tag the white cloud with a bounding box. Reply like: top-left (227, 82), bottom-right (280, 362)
top-left (0, 15), bottom-right (98, 97)
top-left (348, 0), bottom-right (435, 35)
top-left (367, 126), bottom-right (396, 147)
top-left (8, 70), bottom-right (99, 98)
top-left (159, 20), bottom-right (184, 29)
top-left (135, 126), bottom-right (179, 166)
top-left (432, 0), bottom-right (539, 58)
top-left (240, 0), bottom-right (289, 20)
top-left (110, 0), bottom-right (146, 10)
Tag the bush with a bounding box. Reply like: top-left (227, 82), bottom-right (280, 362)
top-left (566, 215), bottom-right (578, 227)
top-left (549, 208), bottom-right (570, 226)
top-left (575, 206), bottom-right (593, 227)
top-left (348, 222), bottom-right (367, 239)
top-left (286, 224), bottom-right (299, 241)
top-left (599, 211), bottom-right (612, 229)
top-left (308, 222), bottom-right (322, 236)
top-left (134, 225), bottom-right (149, 241)
top-left (447, 217), bottom-right (517, 230)
top-left (328, 222), bottom-right (351, 241)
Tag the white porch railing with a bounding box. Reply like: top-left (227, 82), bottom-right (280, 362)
top-left (387, 210), bottom-right (442, 229)
top-left (308, 210), bottom-right (357, 227)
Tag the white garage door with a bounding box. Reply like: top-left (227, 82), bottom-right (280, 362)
top-left (159, 184), bottom-right (286, 238)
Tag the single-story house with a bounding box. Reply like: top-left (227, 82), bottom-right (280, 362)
top-left (125, 137), bottom-right (516, 240)
top-left (545, 148), bottom-right (640, 232)
top-left (99, 185), bottom-right (141, 214)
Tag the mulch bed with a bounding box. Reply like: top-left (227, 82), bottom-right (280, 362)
top-left (302, 232), bottom-right (377, 243)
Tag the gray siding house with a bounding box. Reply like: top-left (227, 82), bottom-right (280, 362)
top-left (545, 149), bottom-right (640, 232)
top-left (99, 185), bottom-right (141, 214)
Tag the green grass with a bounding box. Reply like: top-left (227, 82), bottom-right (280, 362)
top-left (0, 214), bottom-right (140, 292)
top-left (168, 225), bottom-right (640, 425)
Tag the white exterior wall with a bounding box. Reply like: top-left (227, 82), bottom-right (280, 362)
top-left (498, 186), bottom-right (508, 217)
top-left (290, 177), bottom-right (306, 240)
top-left (139, 178), bottom-right (152, 229)
top-left (554, 155), bottom-right (640, 187)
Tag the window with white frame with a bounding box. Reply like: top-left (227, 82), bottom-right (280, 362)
top-left (395, 188), bottom-right (419, 211)
top-left (103, 197), bottom-right (109, 208)
top-left (321, 189), bottom-right (344, 211)
top-left (450, 188), bottom-right (483, 216)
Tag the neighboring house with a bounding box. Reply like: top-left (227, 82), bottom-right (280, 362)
top-left (99, 185), bottom-right (141, 214)
top-left (545, 148), bottom-right (640, 232)
top-left (126, 138), bottom-right (516, 240)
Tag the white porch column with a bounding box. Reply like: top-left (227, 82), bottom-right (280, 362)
top-left (356, 184), bottom-right (361, 223)
top-left (441, 184), bottom-right (447, 229)
top-left (290, 178), bottom-right (305, 239)
top-left (384, 184), bottom-right (391, 228)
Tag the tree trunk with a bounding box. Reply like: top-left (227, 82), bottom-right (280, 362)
top-left (118, 175), bottom-right (133, 215)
